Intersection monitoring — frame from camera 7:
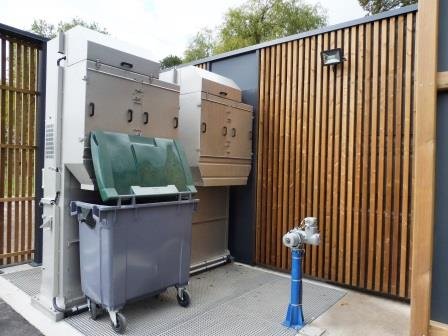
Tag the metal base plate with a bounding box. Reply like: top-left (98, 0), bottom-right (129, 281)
top-left (1, 264), bottom-right (346, 335)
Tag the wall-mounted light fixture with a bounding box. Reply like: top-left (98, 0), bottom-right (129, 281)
top-left (321, 48), bottom-right (344, 66)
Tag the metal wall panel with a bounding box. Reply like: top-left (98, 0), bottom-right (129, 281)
top-left (198, 51), bottom-right (260, 265)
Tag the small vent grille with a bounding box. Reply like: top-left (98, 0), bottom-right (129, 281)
top-left (45, 124), bottom-right (55, 159)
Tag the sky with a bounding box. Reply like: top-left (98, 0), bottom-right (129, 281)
top-left (0, 0), bottom-right (366, 60)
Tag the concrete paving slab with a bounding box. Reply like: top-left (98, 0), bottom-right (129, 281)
top-left (0, 298), bottom-right (42, 336)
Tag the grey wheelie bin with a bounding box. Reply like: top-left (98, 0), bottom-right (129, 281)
top-left (70, 130), bottom-right (198, 334)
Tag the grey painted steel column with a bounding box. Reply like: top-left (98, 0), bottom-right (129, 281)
top-left (33, 43), bottom-right (47, 265)
top-left (208, 51), bottom-right (259, 265)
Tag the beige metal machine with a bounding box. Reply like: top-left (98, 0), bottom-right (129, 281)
top-left (34, 27), bottom-right (181, 319)
top-left (161, 66), bottom-right (253, 186)
top-left (161, 66), bottom-right (253, 270)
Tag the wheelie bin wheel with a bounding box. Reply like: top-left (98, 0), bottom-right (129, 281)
top-left (177, 289), bottom-right (190, 307)
top-left (111, 312), bottom-right (126, 334)
top-left (89, 300), bottom-right (101, 320)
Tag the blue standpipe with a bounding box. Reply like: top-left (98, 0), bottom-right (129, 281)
top-left (283, 248), bottom-right (304, 329)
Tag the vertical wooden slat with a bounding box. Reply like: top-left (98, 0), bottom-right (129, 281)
top-left (6, 41), bottom-right (14, 265)
top-left (300, 38), bottom-right (310, 243)
top-left (383, 17), bottom-right (396, 294)
top-left (0, 37), bottom-right (6, 265)
top-left (287, 40), bottom-right (298, 269)
top-left (338, 28), bottom-right (349, 284)
top-left (276, 43), bottom-right (286, 268)
top-left (294, 39), bottom-right (304, 228)
top-left (332, 29), bottom-right (342, 283)
top-left (391, 15), bottom-right (404, 296)
top-left (327, 30), bottom-right (337, 281)
top-left (374, 19), bottom-right (388, 293)
top-left (346, 26), bottom-right (357, 285)
top-left (312, 34), bottom-right (322, 277)
top-left (13, 42), bottom-right (23, 264)
top-left (399, 12), bottom-right (414, 299)
top-left (271, 45), bottom-right (281, 266)
top-left (410, 0), bottom-right (438, 332)
top-left (352, 24), bottom-right (364, 286)
top-left (367, 20), bottom-right (380, 291)
top-left (318, 33), bottom-right (329, 279)
top-left (306, 36), bottom-right (316, 275)
top-left (359, 22), bottom-right (372, 289)
top-left (281, 42), bottom-right (292, 269)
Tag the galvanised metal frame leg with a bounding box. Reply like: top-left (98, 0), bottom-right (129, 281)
top-left (283, 248), bottom-right (304, 329)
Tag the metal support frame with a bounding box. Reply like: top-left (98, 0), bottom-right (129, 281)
top-left (32, 43), bottom-right (47, 266)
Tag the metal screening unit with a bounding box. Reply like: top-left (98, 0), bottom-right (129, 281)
top-left (161, 66), bottom-right (254, 270)
top-left (32, 27), bottom-right (185, 323)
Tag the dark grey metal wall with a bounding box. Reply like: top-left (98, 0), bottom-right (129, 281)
top-left (207, 51), bottom-right (259, 265)
top-left (432, 0), bottom-right (448, 324)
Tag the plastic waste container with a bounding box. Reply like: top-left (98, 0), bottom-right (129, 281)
top-left (71, 130), bottom-right (197, 334)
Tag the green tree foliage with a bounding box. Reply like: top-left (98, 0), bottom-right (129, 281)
top-left (358, 0), bottom-right (417, 15)
top-left (183, 28), bottom-right (215, 63)
top-left (215, 0), bottom-right (327, 53)
top-left (31, 18), bottom-right (108, 39)
top-left (183, 0), bottom-right (327, 61)
top-left (160, 55), bottom-right (183, 69)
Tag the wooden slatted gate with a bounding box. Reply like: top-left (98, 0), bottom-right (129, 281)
top-left (0, 30), bottom-right (42, 266)
top-left (255, 11), bottom-right (416, 299)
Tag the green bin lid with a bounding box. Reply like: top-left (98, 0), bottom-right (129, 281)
top-left (90, 130), bottom-right (196, 202)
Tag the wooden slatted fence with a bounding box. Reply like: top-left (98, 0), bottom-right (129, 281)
top-left (0, 33), bottom-right (41, 265)
top-left (255, 12), bottom-right (416, 299)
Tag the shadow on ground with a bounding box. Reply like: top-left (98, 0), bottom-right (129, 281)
top-left (0, 298), bottom-right (42, 336)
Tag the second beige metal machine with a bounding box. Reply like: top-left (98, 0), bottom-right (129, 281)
top-left (161, 66), bottom-right (253, 271)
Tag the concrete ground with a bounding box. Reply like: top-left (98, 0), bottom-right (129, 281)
top-left (0, 263), bottom-right (410, 336)
top-left (0, 298), bottom-right (42, 336)
top-left (305, 289), bottom-right (410, 336)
